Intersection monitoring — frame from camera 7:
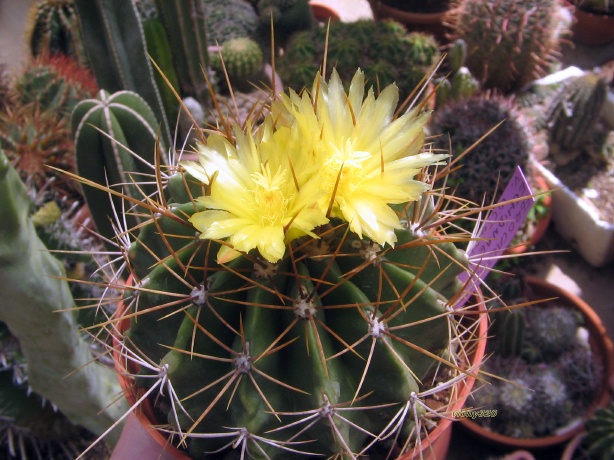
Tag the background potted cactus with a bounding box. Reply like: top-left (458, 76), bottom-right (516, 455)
top-left (566, 0), bottom-right (614, 45)
top-left (459, 276), bottom-right (614, 451)
top-left (276, 19), bottom-right (442, 105)
top-left (444, 0), bottom-right (569, 94)
top-left (63, 60), bottom-right (510, 459)
top-left (531, 71), bottom-right (614, 267)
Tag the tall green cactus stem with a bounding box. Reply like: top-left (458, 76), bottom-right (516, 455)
top-left (0, 149), bottom-right (126, 444)
top-left (26, 0), bottom-right (87, 65)
top-left (154, 0), bottom-right (210, 105)
top-left (74, 0), bottom-right (171, 146)
top-left (71, 90), bottom-right (165, 243)
top-left (447, 0), bottom-right (566, 93)
top-left (547, 73), bottom-right (609, 165)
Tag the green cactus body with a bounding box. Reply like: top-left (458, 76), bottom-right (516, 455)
top-left (121, 200), bottom-right (465, 457)
top-left (154, 0), bottom-right (210, 104)
top-left (584, 401), bottom-right (614, 459)
top-left (0, 149), bottom-right (126, 443)
top-left (71, 90), bottom-right (165, 242)
top-left (26, 0), bottom-right (87, 65)
top-left (211, 37), bottom-right (264, 87)
top-left (447, 0), bottom-right (566, 93)
top-left (547, 73), bottom-right (608, 164)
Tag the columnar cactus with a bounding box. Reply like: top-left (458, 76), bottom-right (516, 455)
top-left (547, 73), bottom-right (609, 164)
top-left (26, 0), bottom-right (87, 65)
top-left (446, 0), bottom-right (567, 93)
top-left (0, 149), bottom-right (126, 445)
top-left (74, 0), bottom-right (172, 146)
top-left (153, 0), bottom-right (210, 104)
top-left (71, 90), bottom-right (165, 243)
top-left (97, 68), bottom-right (489, 458)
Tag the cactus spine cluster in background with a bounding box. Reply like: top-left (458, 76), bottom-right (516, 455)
top-left (256, 0), bottom-right (313, 45)
top-left (472, 281), bottom-right (601, 439)
top-left (278, 20), bottom-right (441, 102)
top-left (26, 0), bottom-right (87, 66)
top-left (428, 95), bottom-right (531, 205)
top-left (446, 0), bottom-right (567, 93)
top-left (547, 73), bottom-right (609, 165)
top-left (92, 68), bottom-right (490, 459)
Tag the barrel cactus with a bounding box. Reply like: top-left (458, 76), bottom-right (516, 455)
top-left (428, 95), bottom-right (531, 205)
top-left (84, 67), bottom-right (493, 458)
top-left (278, 20), bottom-right (441, 102)
top-left (210, 37), bottom-right (265, 89)
top-left (446, 0), bottom-right (568, 93)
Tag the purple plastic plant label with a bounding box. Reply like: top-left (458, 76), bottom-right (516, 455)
top-left (454, 166), bottom-right (535, 308)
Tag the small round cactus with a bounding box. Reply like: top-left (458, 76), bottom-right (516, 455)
top-left (428, 95), bottom-right (531, 205)
top-left (523, 306), bottom-right (580, 361)
top-left (210, 37), bottom-right (265, 88)
top-left (471, 297), bottom-right (601, 439)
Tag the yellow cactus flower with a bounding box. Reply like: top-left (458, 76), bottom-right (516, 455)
top-left (182, 68), bottom-right (447, 262)
top-left (273, 68), bottom-right (448, 246)
top-left (182, 123), bottom-right (328, 264)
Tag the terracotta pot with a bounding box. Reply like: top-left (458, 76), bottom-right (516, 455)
top-left (459, 276), bottom-right (614, 451)
top-left (560, 432), bottom-right (585, 460)
top-left (566, 1), bottom-right (614, 45)
top-left (112, 288), bottom-right (191, 460)
top-left (369, 1), bottom-right (450, 40)
top-left (112, 278), bottom-right (488, 459)
top-left (309, 0), bottom-right (341, 22)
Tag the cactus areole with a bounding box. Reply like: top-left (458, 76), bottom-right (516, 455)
top-left (110, 69), bottom-right (488, 459)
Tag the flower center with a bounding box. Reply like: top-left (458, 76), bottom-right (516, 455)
top-left (251, 166), bottom-right (290, 225)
